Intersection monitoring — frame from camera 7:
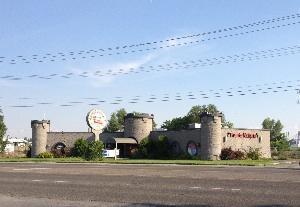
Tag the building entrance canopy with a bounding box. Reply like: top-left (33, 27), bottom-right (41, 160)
top-left (113, 138), bottom-right (138, 144)
top-left (106, 138), bottom-right (138, 159)
top-left (113, 137), bottom-right (137, 144)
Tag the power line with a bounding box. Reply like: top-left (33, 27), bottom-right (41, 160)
top-left (0, 13), bottom-right (300, 65)
top-left (2, 45), bottom-right (299, 81)
top-left (4, 80), bottom-right (300, 108)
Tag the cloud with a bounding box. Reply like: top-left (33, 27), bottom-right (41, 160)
top-left (69, 53), bottom-right (156, 88)
top-left (67, 33), bottom-right (202, 88)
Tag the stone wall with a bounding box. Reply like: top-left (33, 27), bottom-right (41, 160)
top-left (100, 132), bottom-right (124, 144)
top-left (221, 128), bottom-right (271, 158)
top-left (47, 132), bottom-right (94, 150)
top-left (43, 122), bottom-right (271, 159)
top-left (150, 128), bottom-right (270, 158)
top-left (150, 129), bottom-right (201, 155)
top-left (47, 131), bottom-right (124, 150)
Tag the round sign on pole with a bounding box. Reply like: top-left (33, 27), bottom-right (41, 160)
top-left (86, 109), bottom-right (107, 132)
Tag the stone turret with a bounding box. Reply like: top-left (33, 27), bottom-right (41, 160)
top-left (31, 120), bottom-right (50, 157)
top-left (200, 112), bottom-right (223, 160)
top-left (124, 113), bottom-right (154, 143)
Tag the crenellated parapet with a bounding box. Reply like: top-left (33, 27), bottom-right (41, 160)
top-left (124, 113), bottom-right (154, 143)
top-left (200, 112), bottom-right (223, 160)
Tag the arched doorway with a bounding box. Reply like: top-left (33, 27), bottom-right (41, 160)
top-left (52, 142), bottom-right (67, 157)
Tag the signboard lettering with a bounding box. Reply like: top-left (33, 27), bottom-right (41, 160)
top-left (227, 132), bottom-right (259, 139)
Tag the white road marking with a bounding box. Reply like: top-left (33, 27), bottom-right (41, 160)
top-left (231, 188), bottom-right (241, 191)
top-left (31, 180), bottom-right (42, 182)
top-left (212, 187), bottom-right (223, 190)
top-left (30, 168), bottom-right (50, 170)
top-left (54, 180), bottom-right (68, 183)
top-left (190, 186), bottom-right (201, 189)
top-left (241, 178), bottom-right (263, 181)
top-left (13, 168), bottom-right (50, 171)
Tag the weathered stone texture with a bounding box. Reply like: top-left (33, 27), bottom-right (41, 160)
top-left (222, 128), bottom-right (271, 158)
top-left (100, 132), bottom-right (124, 144)
top-left (31, 120), bottom-right (50, 157)
top-left (47, 132), bottom-right (94, 150)
top-left (200, 113), bottom-right (222, 160)
top-left (47, 132), bottom-right (124, 150)
top-left (150, 129), bottom-right (201, 155)
top-left (124, 114), bottom-right (153, 143)
top-left (32, 111), bottom-right (271, 160)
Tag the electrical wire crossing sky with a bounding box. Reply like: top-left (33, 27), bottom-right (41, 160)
top-left (0, 0), bottom-right (300, 138)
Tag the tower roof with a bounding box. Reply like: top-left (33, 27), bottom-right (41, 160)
top-left (125, 113), bottom-right (154, 119)
top-left (200, 111), bottom-right (223, 118)
top-left (31, 120), bottom-right (50, 125)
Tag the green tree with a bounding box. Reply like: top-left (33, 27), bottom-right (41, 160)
top-left (262, 117), bottom-right (289, 151)
top-left (106, 113), bottom-right (120, 132)
top-left (105, 108), bottom-right (127, 132)
top-left (161, 116), bottom-right (192, 131)
top-left (0, 109), bottom-right (7, 153)
top-left (161, 104), bottom-right (233, 130)
top-left (262, 118), bottom-right (284, 141)
top-left (116, 108), bottom-right (127, 129)
top-left (187, 104), bottom-right (218, 123)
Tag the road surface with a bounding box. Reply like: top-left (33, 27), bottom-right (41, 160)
top-left (0, 163), bottom-right (299, 206)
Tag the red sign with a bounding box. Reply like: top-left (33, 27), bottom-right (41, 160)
top-left (227, 132), bottom-right (258, 139)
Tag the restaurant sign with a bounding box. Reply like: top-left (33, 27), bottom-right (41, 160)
top-left (227, 132), bottom-right (259, 139)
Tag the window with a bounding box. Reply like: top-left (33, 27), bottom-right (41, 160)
top-left (186, 141), bottom-right (198, 156)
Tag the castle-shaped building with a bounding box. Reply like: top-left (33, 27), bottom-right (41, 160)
top-left (31, 112), bottom-right (271, 159)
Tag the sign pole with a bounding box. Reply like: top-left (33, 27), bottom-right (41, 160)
top-left (115, 142), bottom-right (118, 160)
top-left (92, 129), bottom-right (101, 142)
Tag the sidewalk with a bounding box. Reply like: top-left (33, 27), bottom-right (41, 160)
top-left (271, 160), bottom-right (300, 168)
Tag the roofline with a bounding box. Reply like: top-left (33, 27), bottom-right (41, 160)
top-left (222, 128), bottom-right (270, 131)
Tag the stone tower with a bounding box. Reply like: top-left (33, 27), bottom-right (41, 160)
top-left (200, 112), bottom-right (223, 160)
top-left (124, 113), bottom-right (154, 143)
top-left (31, 120), bottom-right (50, 157)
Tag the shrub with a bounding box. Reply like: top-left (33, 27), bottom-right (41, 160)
top-left (155, 135), bottom-right (171, 159)
top-left (234, 150), bottom-right (246, 160)
top-left (277, 153), bottom-right (288, 160)
top-left (133, 136), bottom-right (171, 159)
top-left (271, 139), bottom-right (290, 151)
top-left (51, 147), bottom-right (72, 158)
top-left (246, 147), bottom-right (261, 160)
top-left (133, 137), bottom-right (149, 158)
top-left (26, 146), bottom-right (32, 158)
top-left (276, 150), bottom-right (300, 160)
top-left (220, 148), bottom-right (232, 160)
top-left (72, 138), bottom-right (104, 160)
top-left (85, 141), bottom-right (104, 161)
top-left (220, 147), bottom-right (245, 160)
top-left (37, 151), bottom-right (54, 158)
top-left (72, 138), bottom-right (89, 157)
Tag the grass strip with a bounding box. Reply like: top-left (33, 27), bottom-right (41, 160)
top-left (0, 157), bottom-right (273, 166)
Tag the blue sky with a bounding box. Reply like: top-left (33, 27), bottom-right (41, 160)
top-left (0, 0), bottom-right (300, 139)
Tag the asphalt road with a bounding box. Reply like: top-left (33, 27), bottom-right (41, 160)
top-left (0, 163), bottom-right (299, 207)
